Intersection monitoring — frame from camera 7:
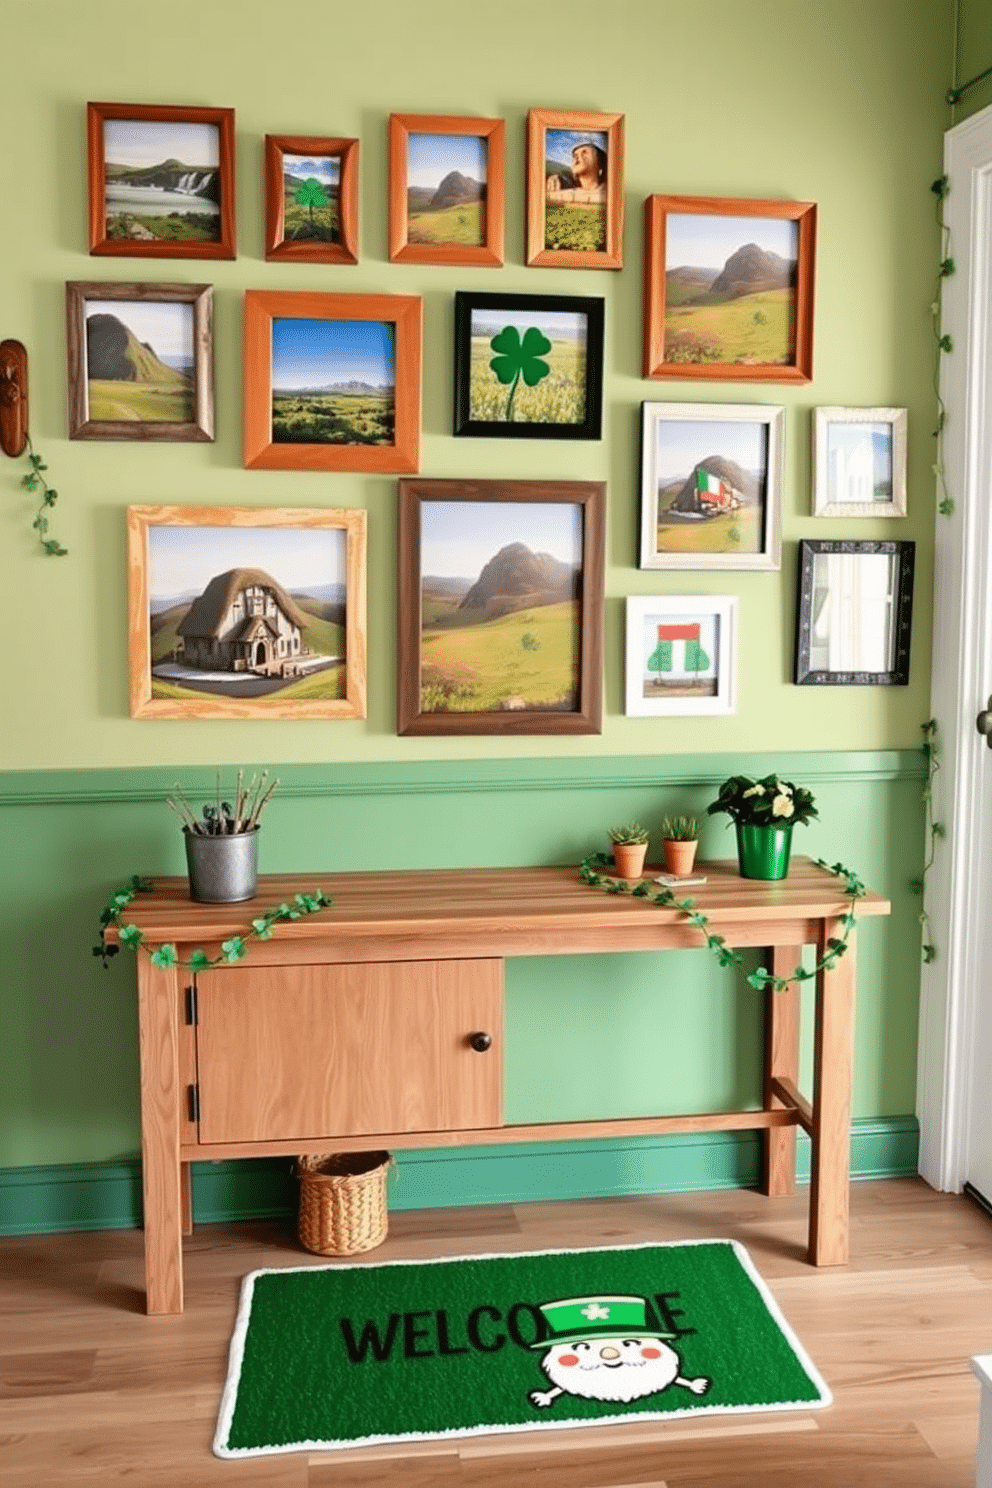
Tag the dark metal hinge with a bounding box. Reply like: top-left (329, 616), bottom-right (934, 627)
top-left (188, 1084), bottom-right (200, 1122)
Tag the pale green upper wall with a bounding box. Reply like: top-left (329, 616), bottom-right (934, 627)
top-left (0, 0), bottom-right (953, 770)
top-left (954, 0), bottom-right (992, 118)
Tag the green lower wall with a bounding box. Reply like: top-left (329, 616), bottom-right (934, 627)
top-left (0, 1119), bottom-right (921, 1237)
top-left (0, 751), bottom-right (925, 1231)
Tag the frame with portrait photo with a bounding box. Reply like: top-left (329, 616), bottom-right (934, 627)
top-left (526, 109), bottom-right (624, 269)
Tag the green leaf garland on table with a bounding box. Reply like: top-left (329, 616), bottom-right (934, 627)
top-left (577, 852), bottom-right (865, 994)
top-left (94, 874), bottom-right (332, 971)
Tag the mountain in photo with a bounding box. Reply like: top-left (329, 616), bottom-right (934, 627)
top-left (665, 455), bottom-right (759, 513)
top-left (666, 265), bottom-right (719, 293)
top-left (459, 542), bottom-right (577, 618)
top-left (428, 171), bottom-right (484, 209)
top-left (105, 157), bottom-right (219, 201)
top-left (708, 243), bottom-right (793, 301)
top-left (86, 314), bottom-right (189, 385)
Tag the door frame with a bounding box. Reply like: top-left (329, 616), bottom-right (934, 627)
top-left (917, 102), bottom-right (992, 1191)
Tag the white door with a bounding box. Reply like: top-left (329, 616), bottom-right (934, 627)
top-left (916, 101), bottom-right (992, 1206)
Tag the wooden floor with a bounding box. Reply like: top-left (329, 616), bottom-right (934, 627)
top-left (2, 1178), bottom-right (990, 1486)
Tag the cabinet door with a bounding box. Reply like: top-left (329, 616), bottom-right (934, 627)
top-left (194, 958), bottom-right (502, 1143)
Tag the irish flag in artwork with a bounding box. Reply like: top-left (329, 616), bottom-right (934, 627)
top-left (695, 470), bottom-right (735, 508)
top-left (648, 622), bottom-right (710, 677)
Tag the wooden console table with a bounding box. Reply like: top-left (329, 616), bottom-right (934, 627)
top-left (109, 857), bottom-right (890, 1314)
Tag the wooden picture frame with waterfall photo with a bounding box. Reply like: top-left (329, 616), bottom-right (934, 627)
top-left (87, 101), bottom-right (236, 260)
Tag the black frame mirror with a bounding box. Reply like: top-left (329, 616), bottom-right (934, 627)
top-left (794, 539), bottom-right (915, 686)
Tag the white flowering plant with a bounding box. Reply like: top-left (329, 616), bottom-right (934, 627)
top-left (707, 773), bottom-right (818, 829)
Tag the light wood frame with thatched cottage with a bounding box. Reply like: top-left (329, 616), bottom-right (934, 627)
top-left (127, 505), bottom-right (367, 720)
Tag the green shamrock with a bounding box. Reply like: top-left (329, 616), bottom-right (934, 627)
top-left (294, 177), bottom-right (329, 232)
top-left (488, 325), bottom-right (551, 421)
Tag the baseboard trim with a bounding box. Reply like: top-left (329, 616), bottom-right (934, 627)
top-left (0, 1118), bottom-right (920, 1236)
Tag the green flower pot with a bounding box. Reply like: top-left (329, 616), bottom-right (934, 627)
top-left (736, 823), bottom-right (793, 881)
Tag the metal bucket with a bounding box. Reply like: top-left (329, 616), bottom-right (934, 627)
top-left (184, 828), bottom-right (259, 903)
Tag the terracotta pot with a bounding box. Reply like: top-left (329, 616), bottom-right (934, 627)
top-left (663, 838), bottom-right (698, 877)
top-left (612, 841), bottom-right (648, 879)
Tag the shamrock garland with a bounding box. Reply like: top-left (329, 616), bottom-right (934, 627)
top-left (21, 438), bottom-right (67, 556)
top-left (488, 325), bottom-right (551, 421)
top-left (94, 875), bottom-right (332, 971)
top-left (577, 852), bottom-right (866, 994)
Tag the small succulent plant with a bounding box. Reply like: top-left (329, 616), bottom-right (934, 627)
top-left (608, 822), bottom-right (650, 845)
top-left (660, 815), bottom-right (699, 842)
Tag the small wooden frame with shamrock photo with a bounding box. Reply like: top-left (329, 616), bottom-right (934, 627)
top-left (453, 290), bottom-right (604, 440)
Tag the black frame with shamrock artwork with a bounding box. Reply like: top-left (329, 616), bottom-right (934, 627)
top-left (453, 291), bottom-right (604, 439)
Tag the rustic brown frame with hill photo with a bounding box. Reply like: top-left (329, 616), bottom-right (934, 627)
top-left (388, 113), bottom-right (505, 267)
top-left (87, 101), bottom-right (236, 260)
top-left (644, 194), bottom-right (816, 382)
top-left (127, 504), bottom-right (367, 720)
top-left (264, 135), bottom-right (359, 264)
top-left (66, 280), bottom-right (214, 441)
top-left (396, 477), bottom-right (605, 736)
top-left (243, 289), bottom-right (422, 472)
top-left (526, 108), bottom-right (625, 270)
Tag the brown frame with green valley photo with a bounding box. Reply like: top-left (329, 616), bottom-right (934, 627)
top-left (397, 477), bottom-right (605, 736)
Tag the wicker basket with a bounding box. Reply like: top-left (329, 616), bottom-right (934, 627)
top-left (296, 1151), bottom-right (391, 1256)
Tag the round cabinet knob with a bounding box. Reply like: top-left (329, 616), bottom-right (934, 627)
top-left (469, 1031), bottom-right (492, 1053)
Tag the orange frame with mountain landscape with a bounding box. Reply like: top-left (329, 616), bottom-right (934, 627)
top-left (388, 113), bottom-right (505, 267)
top-left (643, 194), bottom-right (816, 382)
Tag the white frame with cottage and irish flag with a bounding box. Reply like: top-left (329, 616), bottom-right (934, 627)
top-left (639, 401), bottom-right (783, 571)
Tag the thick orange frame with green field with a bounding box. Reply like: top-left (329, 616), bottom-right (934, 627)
top-left (243, 289), bottom-right (422, 472)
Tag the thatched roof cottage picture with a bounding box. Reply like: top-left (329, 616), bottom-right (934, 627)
top-left (126, 505), bottom-right (367, 719)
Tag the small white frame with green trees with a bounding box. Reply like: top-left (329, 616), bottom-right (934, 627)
top-left (625, 594), bottom-right (738, 716)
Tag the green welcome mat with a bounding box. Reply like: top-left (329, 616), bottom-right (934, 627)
top-left (214, 1239), bottom-right (830, 1458)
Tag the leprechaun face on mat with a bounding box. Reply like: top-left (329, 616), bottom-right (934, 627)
top-left (540, 1337), bottom-right (682, 1402)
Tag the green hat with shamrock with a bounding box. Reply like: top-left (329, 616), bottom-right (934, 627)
top-left (530, 1293), bottom-right (676, 1349)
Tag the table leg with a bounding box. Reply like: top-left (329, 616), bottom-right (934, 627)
top-left (762, 944), bottom-right (801, 1196)
top-left (136, 957), bottom-right (185, 1314)
top-left (808, 920), bottom-right (856, 1266)
top-left (180, 1163), bottom-right (193, 1237)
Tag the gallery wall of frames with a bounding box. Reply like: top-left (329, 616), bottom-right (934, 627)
top-left (79, 100), bottom-right (914, 737)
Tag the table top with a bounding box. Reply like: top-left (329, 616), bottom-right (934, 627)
top-left (105, 857), bottom-right (890, 950)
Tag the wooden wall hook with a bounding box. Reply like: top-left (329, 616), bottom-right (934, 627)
top-left (0, 339), bottom-right (29, 458)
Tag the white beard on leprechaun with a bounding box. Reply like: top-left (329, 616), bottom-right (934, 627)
top-left (526, 1294), bottom-right (711, 1410)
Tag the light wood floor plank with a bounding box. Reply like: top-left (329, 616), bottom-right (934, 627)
top-left (0, 1178), bottom-right (990, 1486)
